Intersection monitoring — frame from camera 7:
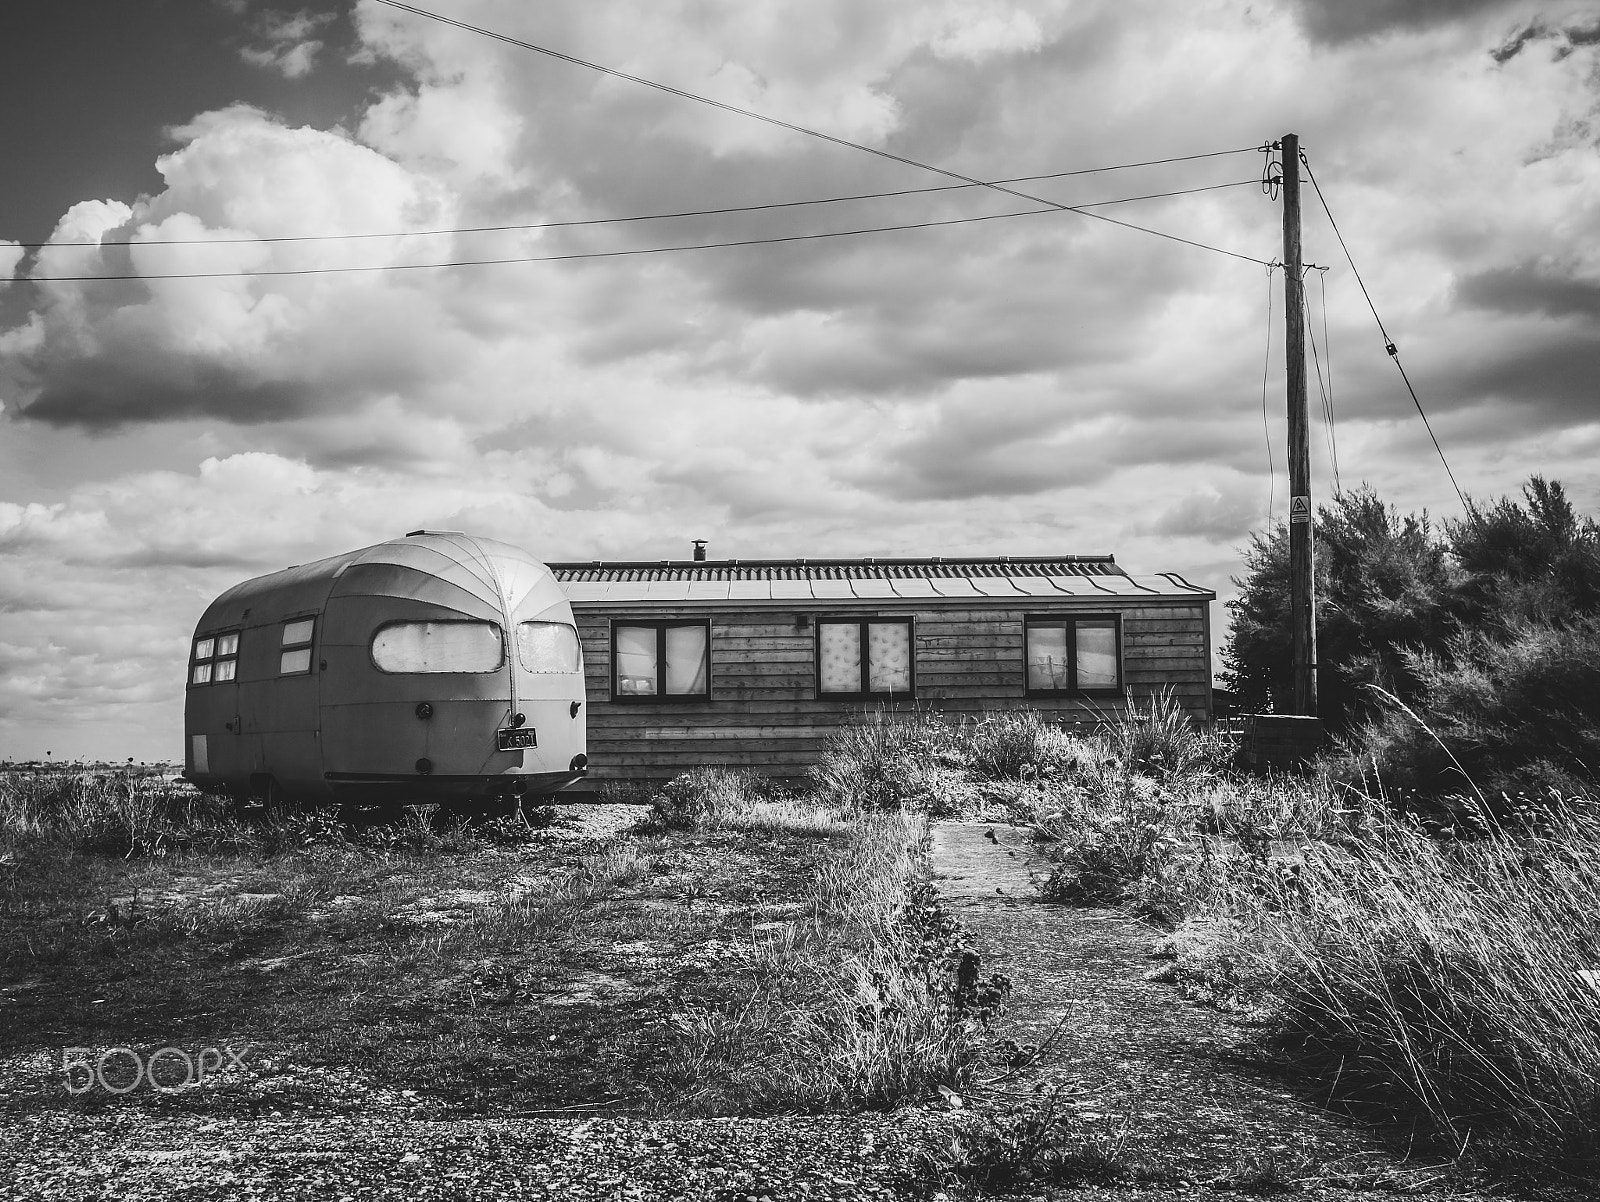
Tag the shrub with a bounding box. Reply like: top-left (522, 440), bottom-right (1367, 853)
top-left (648, 767), bottom-right (765, 830)
top-left (1349, 615), bottom-right (1600, 802)
top-left (964, 710), bottom-right (1048, 779)
top-left (927, 1086), bottom-right (1136, 1191)
top-left (1105, 688), bottom-right (1220, 778)
top-left (809, 708), bottom-right (953, 811)
top-left (1035, 777), bottom-right (1180, 908)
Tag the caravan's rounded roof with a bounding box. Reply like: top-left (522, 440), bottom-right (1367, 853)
top-left (195, 533), bottom-right (569, 633)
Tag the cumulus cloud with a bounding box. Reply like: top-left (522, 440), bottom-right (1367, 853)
top-left (2, 106), bottom-right (467, 431)
top-left (1491, 14), bottom-right (1600, 62)
top-left (1137, 483), bottom-right (1264, 542)
top-left (925, 4), bottom-right (1046, 62)
top-left (239, 7), bottom-right (335, 77)
top-left (1290, 0), bottom-right (1520, 45)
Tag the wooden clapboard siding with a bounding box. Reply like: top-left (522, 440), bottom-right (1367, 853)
top-left (567, 598), bottom-right (1212, 784)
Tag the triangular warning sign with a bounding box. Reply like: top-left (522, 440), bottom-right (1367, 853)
top-left (1290, 495), bottom-right (1311, 524)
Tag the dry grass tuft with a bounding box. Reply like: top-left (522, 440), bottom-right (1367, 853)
top-left (655, 803), bottom-right (1007, 1114)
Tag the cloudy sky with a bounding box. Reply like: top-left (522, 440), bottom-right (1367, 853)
top-left (3, 0), bottom-right (1598, 762)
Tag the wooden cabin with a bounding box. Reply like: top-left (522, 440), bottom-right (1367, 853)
top-left (547, 553), bottom-right (1214, 790)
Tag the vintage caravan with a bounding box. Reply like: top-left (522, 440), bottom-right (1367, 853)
top-left (184, 532), bottom-right (588, 811)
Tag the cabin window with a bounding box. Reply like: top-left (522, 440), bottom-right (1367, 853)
top-left (280, 617), bottom-right (315, 675)
top-left (611, 621), bottom-right (710, 699)
top-left (371, 620), bottom-right (505, 674)
top-left (817, 619), bottom-right (914, 697)
top-left (1025, 615), bottom-right (1122, 695)
top-left (518, 622), bottom-right (584, 673)
top-left (190, 631), bottom-right (239, 686)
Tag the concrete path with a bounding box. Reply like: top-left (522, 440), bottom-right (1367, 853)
top-left (925, 821), bottom-right (1515, 1200)
top-left (928, 821), bottom-right (1052, 904)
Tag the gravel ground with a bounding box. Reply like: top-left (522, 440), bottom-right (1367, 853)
top-left (0, 1111), bottom-right (951, 1201)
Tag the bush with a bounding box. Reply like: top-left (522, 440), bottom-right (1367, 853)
top-left (809, 708), bottom-right (953, 812)
top-left (1106, 689), bottom-right (1220, 778)
top-left (1034, 775), bottom-right (1183, 908)
top-left (1349, 615), bottom-right (1600, 802)
top-left (649, 767), bottom-right (763, 830)
top-left (927, 1086), bottom-right (1135, 1191)
top-left (964, 710), bottom-right (1048, 779)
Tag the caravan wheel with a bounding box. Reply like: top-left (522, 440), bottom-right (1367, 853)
top-left (260, 777), bottom-right (295, 822)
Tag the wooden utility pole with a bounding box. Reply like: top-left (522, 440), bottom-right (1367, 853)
top-left (1280, 134), bottom-right (1318, 716)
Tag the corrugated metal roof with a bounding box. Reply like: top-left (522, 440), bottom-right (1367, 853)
top-left (547, 556), bottom-right (1123, 584)
top-left (548, 557), bottom-right (1213, 606)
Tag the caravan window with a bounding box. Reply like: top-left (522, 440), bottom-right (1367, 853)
top-left (280, 617), bottom-right (315, 675)
top-left (190, 631), bottom-right (239, 686)
top-left (517, 622), bottom-right (583, 673)
top-left (371, 620), bottom-right (504, 674)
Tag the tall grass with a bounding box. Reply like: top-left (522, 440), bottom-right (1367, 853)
top-left (652, 771), bottom-right (1007, 1114)
top-left (941, 702), bottom-right (1600, 1174)
top-left (1105, 688), bottom-right (1226, 778)
top-left (0, 769), bottom-right (231, 856)
top-left (0, 769), bottom-right (530, 884)
top-left (1214, 800), bottom-right (1600, 1169)
top-left (809, 707), bottom-right (955, 811)
top-left (801, 695), bottom-right (1600, 1172)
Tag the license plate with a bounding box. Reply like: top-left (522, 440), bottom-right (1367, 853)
top-left (497, 727), bottom-right (536, 751)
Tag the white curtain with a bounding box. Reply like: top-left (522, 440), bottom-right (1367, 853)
top-left (1027, 625), bottom-right (1070, 690)
top-left (615, 626), bottom-right (659, 694)
top-left (665, 625), bottom-right (709, 694)
top-left (819, 622), bottom-right (861, 692)
top-left (867, 622), bottom-right (911, 693)
top-left (518, 622), bottom-right (583, 673)
top-left (371, 621), bottom-right (503, 673)
top-left (1075, 621), bottom-right (1119, 689)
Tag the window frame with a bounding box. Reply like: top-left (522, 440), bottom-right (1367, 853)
top-left (1023, 613), bottom-right (1124, 698)
top-left (189, 629), bottom-right (240, 687)
top-left (279, 614), bottom-right (317, 677)
top-left (609, 619), bottom-right (712, 703)
top-left (516, 620), bottom-right (585, 675)
top-left (814, 616), bottom-right (916, 700)
top-left (369, 618), bottom-right (506, 676)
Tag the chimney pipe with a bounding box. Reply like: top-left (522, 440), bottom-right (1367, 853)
top-left (692, 539), bottom-right (707, 562)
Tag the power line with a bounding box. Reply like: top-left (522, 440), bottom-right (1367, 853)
top-left (370, 0), bottom-right (1271, 266)
top-left (24, 162), bottom-right (1270, 249)
top-left (4, 181), bottom-right (1260, 284)
top-left (1261, 263), bottom-right (1277, 522)
top-left (1310, 267), bottom-right (1340, 493)
top-left (1300, 152), bottom-right (1466, 510)
top-left (1304, 276), bottom-right (1339, 494)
